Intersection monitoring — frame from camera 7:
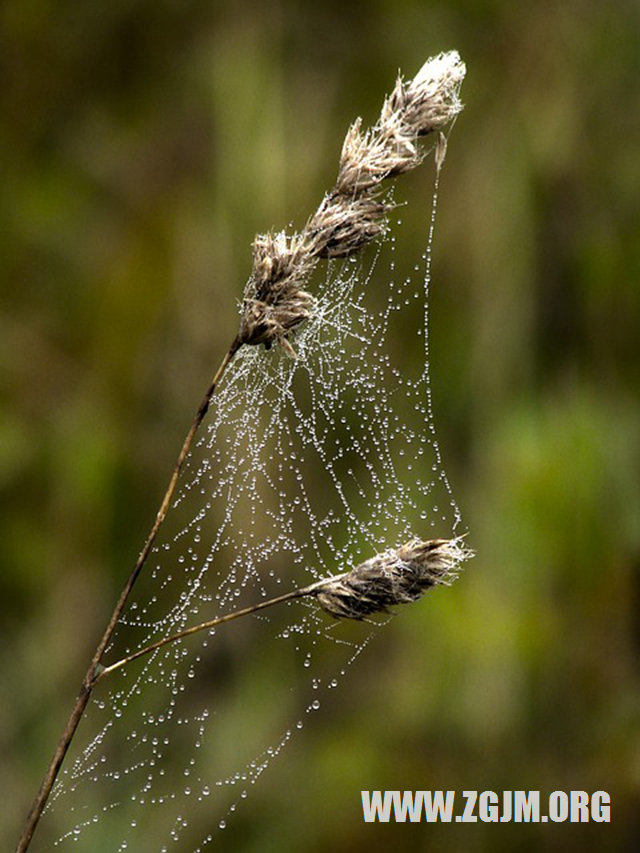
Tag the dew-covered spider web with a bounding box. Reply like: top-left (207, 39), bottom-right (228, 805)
top-left (43, 151), bottom-right (465, 851)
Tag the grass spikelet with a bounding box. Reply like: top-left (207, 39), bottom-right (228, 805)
top-left (238, 50), bottom-right (466, 354)
top-left (315, 537), bottom-right (472, 620)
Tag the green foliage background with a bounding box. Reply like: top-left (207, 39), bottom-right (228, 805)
top-left (2, 1), bottom-right (638, 850)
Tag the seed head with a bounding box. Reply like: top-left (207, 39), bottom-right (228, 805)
top-left (315, 537), bottom-right (471, 620)
top-left (236, 51), bottom-right (466, 355)
top-left (306, 193), bottom-right (390, 259)
top-left (237, 231), bottom-right (314, 355)
top-left (336, 50), bottom-right (466, 194)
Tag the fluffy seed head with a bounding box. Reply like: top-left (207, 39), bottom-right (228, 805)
top-left (237, 231), bottom-right (314, 354)
top-left (391, 50), bottom-right (466, 138)
top-left (315, 537), bottom-right (471, 620)
top-left (336, 50), bottom-right (466, 194)
top-left (306, 193), bottom-right (391, 258)
top-left (236, 52), bottom-right (466, 354)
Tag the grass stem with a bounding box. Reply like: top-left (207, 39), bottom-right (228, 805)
top-left (16, 338), bottom-right (240, 853)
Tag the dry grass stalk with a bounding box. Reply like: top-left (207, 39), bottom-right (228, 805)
top-left (17, 52), bottom-right (466, 852)
top-left (237, 50), bottom-right (466, 354)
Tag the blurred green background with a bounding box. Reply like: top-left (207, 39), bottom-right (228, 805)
top-left (2, 0), bottom-right (639, 850)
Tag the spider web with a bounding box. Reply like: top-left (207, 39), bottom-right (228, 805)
top-left (42, 157), bottom-right (464, 851)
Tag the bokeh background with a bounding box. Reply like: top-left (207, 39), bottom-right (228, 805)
top-left (2, 1), bottom-right (639, 850)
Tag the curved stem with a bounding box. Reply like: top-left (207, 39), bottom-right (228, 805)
top-left (16, 337), bottom-right (241, 853)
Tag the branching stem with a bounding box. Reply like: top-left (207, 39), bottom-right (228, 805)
top-left (92, 580), bottom-right (336, 683)
top-left (17, 50), bottom-right (467, 851)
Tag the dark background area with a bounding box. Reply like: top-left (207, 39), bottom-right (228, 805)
top-left (2, 1), bottom-right (639, 850)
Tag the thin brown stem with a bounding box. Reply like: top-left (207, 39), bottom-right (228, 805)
top-left (16, 337), bottom-right (241, 853)
top-left (93, 581), bottom-right (329, 684)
